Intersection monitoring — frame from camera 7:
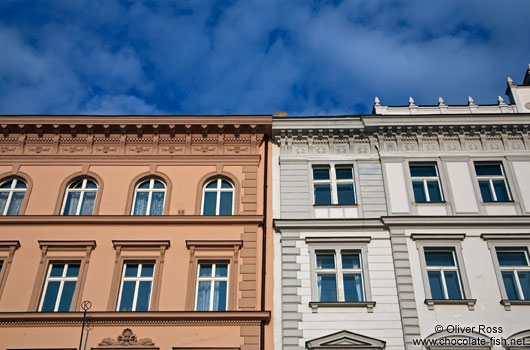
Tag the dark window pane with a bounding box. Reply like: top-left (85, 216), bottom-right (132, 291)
top-left (136, 281), bottom-right (152, 311)
top-left (199, 264), bottom-right (212, 277)
top-left (196, 281), bottom-right (211, 310)
top-left (337, 184), bottom-right (355, 205)
top-left (215, 264), bottom-right (228, 277)
top-left (141, 264), bottom-right (154, 277)
top-left (119, 281), bottom-right (136, 311)
top-left (213, 281), bottom-right (227, 311)
top-left (203, 192), bottom-right (217, 215)
top-left (343, 274), bottom-right (363, 302)
top-left (63, 192), bottom-right (80, 215)
top-left (428, 271), bottom-right (444, 299)
top-left (0, 261), bottom-right (3, 273)
top-left (0, 192), bottom-right (9, 214)
top-left (6, 192), bottom-right (24, 215)
top-left (66, 264), bottom-right (80, 277)
top-left (219, 192), bottom-right (233, 215)
top-left (475, 164), bottom-right (502, 176)
top-left (0, 180), bottom-right (13, 189)
top-left (124, 264), bottom-right (138, 277)
top-left (313, 168), bottom-right (330, 180)
top-left (41, 281), bottom-right (60, 311)
top-left (138, 181), bottom-right (150, 189)
top-left (479, 180), bottom-right (493, 202)
top-left (497, 251), bottom-right (528, 266)
top-left (50, 264), bottom-right (65, 277)
top-left (342, 253), bottom-right (360, 269)
top-left (58, 281), bottom-right (76, 311)
top-left (502, 271), bottom-right (520, 300)
top-left (316, 254), bottom-right (335, 269)
top-left (492, 180), bottom-right (510, 201)
top-left (150, 192), bottom-right (165, 215)
top-left (132, 192), bottom-right (149, 215)
top-left (412, 181), bottom-right (426, 202)
top-left (518, 271), bottom-right (530, 300)
top-left (335, 167), bottom-right (353, 180)
top-left (206, 180), bottom-right (218, 189)
top-left (80, 192), bottom-right (96, 215)
top-left (317, 274), bottom-right (337, 302)
top-left (410, 165), bottom-right (437, 177)
top-left (314, 184), bottom-right (331, 205)
top-left (444, 271), bottom-right (463, 299)
top-left (85, 180), bottom-right (97, 189)
top-left (427, 181), bottom-right (442, 201)
top-left (69, 179), bottom-right (84, 189)
top-left (425, 251), bottom-right (455, 266)
top-left (15, 180), bottom-right (26, 189)
top-left (221, 180), bottom-right (232, 189)
top-left (152, 180), bottom-right (165, 189)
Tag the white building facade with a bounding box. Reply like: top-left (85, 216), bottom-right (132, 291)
top-left (273, 65), bottom-right (530, 350)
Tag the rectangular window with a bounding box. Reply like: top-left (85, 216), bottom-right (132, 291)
top-left (117, 262), bottom-right (155, 312)
top-left (195, 262), bottom-right (229, 311)
top-left (312, 165), bottom-right (355, 205)
top-left (315, 250), bottom-right (364, 302)
top-left (424, 249), bottom-right (464, 300)
top-left (496, 249), bottom-right (530, 300)
top-left (39, 263), bottom-right (80, 312)
top-left (474, 162), bottom-right (511, 202)
top-left (409, 163), bottom-right (443, 202)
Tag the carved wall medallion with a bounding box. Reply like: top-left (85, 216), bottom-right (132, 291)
top-left (160, 146), bottom-right (185, 154)
top-left (192, 145), bottom-right (216, 154)
top-left (423, 142), bottom-right (439, 151)
top-left (292, 145), bottom-right (308, 154)
top-left (61, 146), bottom-right (85, 154)
top-left (98, 328), bottom-right (155, 347)
top-left (26, 146), bottom-right (52, 154)
top-left (226, 146), bottom-right (249, 154)
top-left (128, 146), bottom-right (151, 154)
top-left (95, 146), bottom-right (119, 154)
top-left (0, 146), bottom-right (16, 153)
top-left (485, 141), bottom-right (503, 151)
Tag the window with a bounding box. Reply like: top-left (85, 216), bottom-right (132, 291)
top-left (496, 249), bottom-right (530, 301)
top-left (312, 165), bottom-right (355, 206)
top-left (39, 263), bottom-right (80, 312)
top-left (117, 262), bottom-right (155, 312)
top-left (0, 241), bottom-right (19, 299)
top-left (132, 178), bottom-right (166, 215)
top-left (201, 178), bottom-right (234, 215)
top-left (474, 162), bottom-right (511, 202)
top-left (195, 262), bottom-right (229, 311)
top-left (0, 178), bottom-right (27, 215)
top-left (409, 163), bottom-right (443, 202)
top-left (315, 250), bottom-right (364, 302)
top-left (424, 249), bottom-right (464, 300)
top-left (61, 178), bottom-right (98, 215)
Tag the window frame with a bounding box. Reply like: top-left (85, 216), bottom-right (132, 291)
top-left (473, 161), bottom-right (512, 202)
top-left (131, 178), bottom-right (167, 216)
top-left (194, 261), bottom-right (230, 311)
top-left (201, 178), bottom-right (235, 216)
top-left (116, 261), bottom-right (156, 312)
top-left (29, 241), bottom-right (95, 312)
top-left (413, 234), bottom-right (475, 310)
top-left (60, 177), bottom-right (99, 216)
top-left (408, 163), bottom-right (444, 203)
top-left (0, 177), bottom-right (28, 215)
top-left (306, 237), bottom-right (374, 312)
top-left (423, 248), bottom-right (464, 300)
top-left (38, 262), bottom-right (81, 312)
top-left (0, 241), bottom-right (20, 300)
top-left (311, 164), bottom-right (356, 206)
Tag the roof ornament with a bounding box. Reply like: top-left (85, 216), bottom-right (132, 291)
top-left (374, 96), bottom-right (381, 106)
top-left (438, 96), bottom-right (445, 106)
top-left (408, 97), bottom-right (415, 106)
top-left (468, 96), bottom-right (476, 106)
top-left (498, 96), bottom-right (506, 105)
top-left (507, 76), bottom-right (514, 85)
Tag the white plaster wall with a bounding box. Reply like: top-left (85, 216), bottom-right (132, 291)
top-left (383, 162), bottom-right (410, 214)
top-left (511, 161), bottom-right (530, 214)
top-left (416, 204), bottom-right (447, 216)
top-left (484, 204), bottom-right (517, 215)
top-left (445, 162), bottom-right (480, 214)
top-left (314, 207), bottom-right (358, 218)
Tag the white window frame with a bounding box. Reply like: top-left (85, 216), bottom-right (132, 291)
top-left (131, 178), bottom-right (167, 215)
top-left (314, 250), bottom-right (365, 302)
top-left (201, 178), bottom-right (234, 215)
top-left (409, 163), bottom-right (444, 202)
top-left (195, 261), bottom-right (230, 311)
top-left (496, 248), bottom-right (530, 300)
top-left (312, 165), bottom-right (355, 205)
top-left (474, 162), bottom-right (512, 202)
top-left (38, 262), bottom-right (80, 312)
top-left (0, 178), bottom-right (27, 215)
top-left (117, 262), bottom-right (155, 312)
top-left (424, 248), bottom-right (464, 300)
top-left (61, 178), bottom-right (98, 215)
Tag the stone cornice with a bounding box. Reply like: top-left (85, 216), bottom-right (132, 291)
top-left (0, 215), bottom-right (264, 225)
top-left (382, 215), bottom-right (530, 227)
top-left (0, 311), bottom-right (271, 326)
top-left (274, 218), bottom-right (384, 231)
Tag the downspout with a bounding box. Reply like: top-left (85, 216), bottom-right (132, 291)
top-left (260, 134), bottom-right (269, 350)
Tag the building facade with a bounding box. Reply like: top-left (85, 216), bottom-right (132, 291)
top-left (0, 116), bottom-right (274, 350)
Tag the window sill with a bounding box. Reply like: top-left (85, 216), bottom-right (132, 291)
top-left (313, 204), bottom-right (358, 207)
top-left (425, 299), bottom-right (476, 311)
top-left (481, 200), bottom-right (515, 204)
top-left (414, 201), bottom-right (446, 204)
top-left (500, 299), bottom-right (530, 311)
top-left (309, 301), bottom-right (375, 313)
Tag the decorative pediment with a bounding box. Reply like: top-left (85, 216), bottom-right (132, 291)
top-left (306, 330), bottom-right (386, 349)
top-left (96, 328), bottom-right (156, 349)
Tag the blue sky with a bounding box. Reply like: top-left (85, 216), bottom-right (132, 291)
top-left (0, 0), bottom-right (529, 115)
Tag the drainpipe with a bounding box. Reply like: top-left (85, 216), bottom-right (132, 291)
top-left (260, 134), bottom-right (269, 350)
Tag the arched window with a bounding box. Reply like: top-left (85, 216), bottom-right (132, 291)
top-left (202, 178), bottom-right (234, 215)
top-left (61, 178), bottom-right (98, 215)
top-left (0, 178), bottom-right (27, 215)
top-left (132, 178), bottom-right (166, 215)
